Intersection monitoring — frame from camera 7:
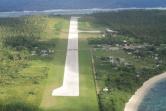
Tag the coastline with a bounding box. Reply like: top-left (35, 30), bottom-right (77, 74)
top-left (124, 72), bottom-right (166, 111)
top-left (1, 7), bottom-right (166, 17)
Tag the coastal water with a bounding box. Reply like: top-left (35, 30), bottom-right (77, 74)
top-left (138, 80), bottom-right (166, 111)
top-left (0, 0), bottom-right (166, 17)
top-left (0, 0), bottom-right (166, 12)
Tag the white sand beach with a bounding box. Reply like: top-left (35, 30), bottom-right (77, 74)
top-left (124, 72), bottom-right (166, 111)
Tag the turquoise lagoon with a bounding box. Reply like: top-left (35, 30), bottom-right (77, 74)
top-left (138, 80), bottom-right (166, 111)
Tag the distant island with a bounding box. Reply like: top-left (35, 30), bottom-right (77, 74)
top-left (0, 0), bottom-right (166, 12)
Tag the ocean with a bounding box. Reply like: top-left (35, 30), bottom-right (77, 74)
top-left (0, 0), bottom-right (166, 12)
top-left (0, 8), bottom-right (166, 18)
top-left (0, 0), bottom-right (166, 17)
top-left (138, 80), bottom-right (166, 111)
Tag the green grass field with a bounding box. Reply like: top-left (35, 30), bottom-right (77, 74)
top-left (39, 18), bottom-right (99, 111)
top-left (0, 16), bottom-right (99, 111)
top-left (0, 16), bottom-right (68, 111)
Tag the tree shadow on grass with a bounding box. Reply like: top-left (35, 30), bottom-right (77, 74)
top-left (0, 101), bottom-right (39, 111)
top-left (3, 36), bottom-right (56, 51)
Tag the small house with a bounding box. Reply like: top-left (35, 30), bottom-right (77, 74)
top-left (31, 51), bottom-right (36, 56)
top-left (41, 50), bottom-right (48, 57)
top-left (105, 28), bottom-right (118, 37)
top-left (103, 87), bottom-right (109, 92)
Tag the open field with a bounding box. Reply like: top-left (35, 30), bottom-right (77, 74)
top-left (40, 17), bottom-right (99, 111)
top-left (0, 16), bottom-right (70, 111)
top-left (0, 15), bottom-right (100, 111)
top-left (52, 17), bottom-right (79, 96)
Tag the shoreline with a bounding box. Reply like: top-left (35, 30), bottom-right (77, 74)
top-left (1, 7), bottom-right (166, 13)
top-left (124, 72), bottom-right (166, 111)
top-left (1, 8), bottom-right (166, 17)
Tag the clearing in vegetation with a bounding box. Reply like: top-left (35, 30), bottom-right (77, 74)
top-left (0, 15), bottom-right (99, 111)
top-left (52, 17), bottom-right (79, 96)
top-left (40, 17), bottom-right (99, 111)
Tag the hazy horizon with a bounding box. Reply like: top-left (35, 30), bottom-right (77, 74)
top-left (0, 0), bottom-right (166, 12)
